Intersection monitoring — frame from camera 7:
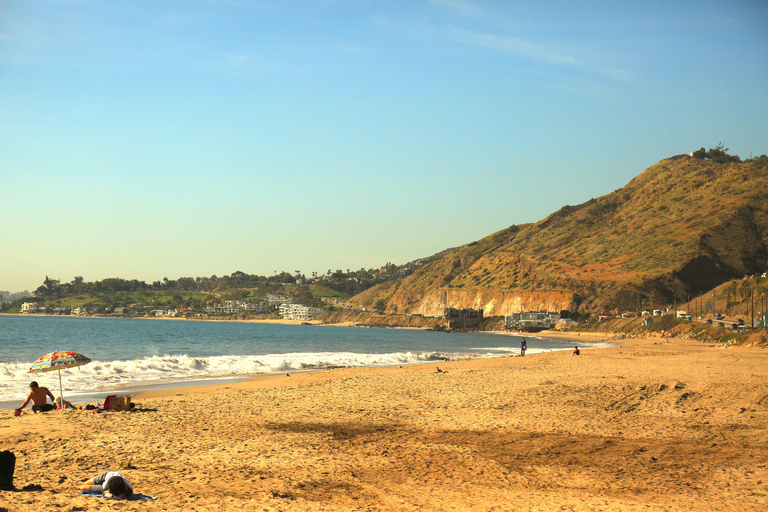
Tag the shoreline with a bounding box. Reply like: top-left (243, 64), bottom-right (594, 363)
top-left (1, 313), bottom-right (624, 338)
top-left (2, 326), bottom-right (588, 409)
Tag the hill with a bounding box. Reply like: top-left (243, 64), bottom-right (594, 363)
top-left (349, 155), bottom-right (768, 316)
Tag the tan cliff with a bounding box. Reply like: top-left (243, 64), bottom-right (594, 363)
top-left (386, 288), bottom-right (576, 317)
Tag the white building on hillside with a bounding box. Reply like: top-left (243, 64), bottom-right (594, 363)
top-left (279, 303), bottom-right (323, 321)
top-left (21, 302), bottom-right (40, 313)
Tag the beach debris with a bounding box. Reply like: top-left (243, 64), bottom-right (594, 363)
top-left (0, 450), bottom-right (15, 490)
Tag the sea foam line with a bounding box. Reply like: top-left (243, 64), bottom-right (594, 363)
top-left (0, 350), bottom-right (486, 402)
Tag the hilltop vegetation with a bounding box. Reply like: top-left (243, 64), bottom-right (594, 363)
top-left (0, 264), bottom-right (420, 316)
top-left (350, 150), bottom-right (768, 316)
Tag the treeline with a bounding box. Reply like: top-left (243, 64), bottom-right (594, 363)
top-left (690, 143), bottom-right (768, 164)
top-left (2, 263), bottom-right (414, 311)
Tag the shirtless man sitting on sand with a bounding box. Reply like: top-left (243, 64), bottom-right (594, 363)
top-left (19, 381), bottom-right (56, 413)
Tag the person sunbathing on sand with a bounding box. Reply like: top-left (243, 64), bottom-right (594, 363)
top-left (19, 381), bottom-right (55, 413)
top-left (54, 396), bottom-right (75, 409)
top-left (78, 471), bottom-right (133, 498)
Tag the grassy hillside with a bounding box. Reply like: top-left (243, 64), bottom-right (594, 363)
top-left (353, 155), bottom-right (768, 313)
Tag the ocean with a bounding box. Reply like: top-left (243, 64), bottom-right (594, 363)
top-left (0, 315), bottom-right (591, 407)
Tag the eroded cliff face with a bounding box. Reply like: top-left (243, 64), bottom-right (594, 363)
top-left (387, 288), bottom-right (576, 317)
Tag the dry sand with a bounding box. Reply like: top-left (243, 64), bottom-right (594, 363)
top-left (2, 336), bottom-right (767, 511)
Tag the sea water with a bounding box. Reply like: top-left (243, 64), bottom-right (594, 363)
top-left (0, 315), bottom-right (593, 406)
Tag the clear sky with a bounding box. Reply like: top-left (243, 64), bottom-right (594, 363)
top-left (2, 0), bottom-right (767, 293)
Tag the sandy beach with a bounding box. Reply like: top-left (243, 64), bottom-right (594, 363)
top-left (2, 336), bottom-right (767, 511)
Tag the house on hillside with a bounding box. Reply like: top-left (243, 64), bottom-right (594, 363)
top-left (279, 303), bottom-right (323, 321)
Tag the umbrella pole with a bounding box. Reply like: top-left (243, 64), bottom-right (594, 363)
top-left (58, 368), bottom-right (63, 409)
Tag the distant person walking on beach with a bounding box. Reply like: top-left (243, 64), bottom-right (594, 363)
top-left (18, 381), bottom-right (55, 413)
top-left (572, 346), bottom-right (580, 356)
top-left (520, 338), bottom-right (527, 356)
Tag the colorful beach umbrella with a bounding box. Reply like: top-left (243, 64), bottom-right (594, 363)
top-left (28, 351), bottom-right (91, 406)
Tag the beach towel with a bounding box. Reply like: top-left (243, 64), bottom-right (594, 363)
top-left (80, 490), bottom-right (157, 500)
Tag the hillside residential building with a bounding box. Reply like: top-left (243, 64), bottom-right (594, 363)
top-left (266, 294), bottom-right (294, 306)
top-left (279, 303), bottom-right (323, 321)
top-left (204, 300), bottom-right (267, 316)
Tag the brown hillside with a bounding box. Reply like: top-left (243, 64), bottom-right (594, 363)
top-left (352, 155), bottom-right (768, 315)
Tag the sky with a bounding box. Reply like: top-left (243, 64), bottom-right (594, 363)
top-left (1, 0), bottom-right (767, 293)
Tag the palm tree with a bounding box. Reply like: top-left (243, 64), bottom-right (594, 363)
top-left (729, 280), bottom-right (738, 313)
top-left (740, 279), bottom-right (751, 301)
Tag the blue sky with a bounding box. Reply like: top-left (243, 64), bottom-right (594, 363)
top-left (1, 0), bottom-right (767, 293)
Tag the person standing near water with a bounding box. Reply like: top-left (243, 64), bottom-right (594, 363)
top-left (520, 338), bottom-right (527, 356)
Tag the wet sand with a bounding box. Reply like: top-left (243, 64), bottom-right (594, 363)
top-left (2, 336), bottom-right (767, 511)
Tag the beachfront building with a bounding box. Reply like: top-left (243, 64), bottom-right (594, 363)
top-left (758, 312), bottom-right (767, 330)
top-left (554, 318), bottom-right (578, 328)
top-left (279, 303), bottom-right (324, 321)
top-left (149, 307), bottom-right (180, 317)
top-left (204, 300), bottom-right (267, 316)
top-left (505, 311), bottom-right (561, 332)
top-left (443, 308), bottom-right (484, 329)
top-left (21, 302), bottom-right (40, 314)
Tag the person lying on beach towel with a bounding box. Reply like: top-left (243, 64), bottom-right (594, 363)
top-left (77, 470), bottom-right (133, 499)
top-left (54, 396), bottom-right (75, 409)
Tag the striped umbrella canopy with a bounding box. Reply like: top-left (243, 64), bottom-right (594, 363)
top-left (28, 351), bottom-right (91, 406)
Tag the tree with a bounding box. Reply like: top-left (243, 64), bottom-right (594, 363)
top-left (691, 143), bottom-right (740, 163)
top-left (707, 143), bottom-right (740, 164)
top-left (691, 147), bottom-right (707, 159)
top-left (729, 280), bottom-right (738, 299)
top-left (740, 279), bottom-right (751, 301)
top-left (747, 154), bottom-right (768, 164)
